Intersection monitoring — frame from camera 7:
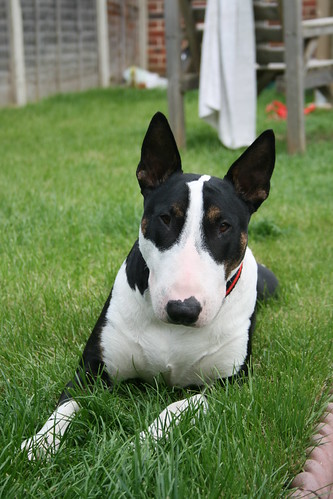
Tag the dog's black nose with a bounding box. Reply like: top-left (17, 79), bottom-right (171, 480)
top-left (166, 296), bottom-right (202, 326)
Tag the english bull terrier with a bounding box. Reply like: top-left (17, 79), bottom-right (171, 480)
top-left (22, 112), bottom-right (277, 459)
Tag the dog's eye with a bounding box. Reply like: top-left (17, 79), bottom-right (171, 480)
top-left (160, 214), bottom-right (171, 226)
top-left (219, 221), bottom-right (231, 234)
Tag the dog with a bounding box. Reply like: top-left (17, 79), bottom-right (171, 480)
top-left (22, 112), bottom-right (277, 459)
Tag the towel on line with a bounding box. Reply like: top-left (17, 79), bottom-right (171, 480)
top-left (199, 0), bottom-right (257, 149)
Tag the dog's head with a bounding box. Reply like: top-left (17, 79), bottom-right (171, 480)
top-left (136, 113), bottom-right (275, 327)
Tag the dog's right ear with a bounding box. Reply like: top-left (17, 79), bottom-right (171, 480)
top-left (225, 129), bottom-right (275, 213)
top-left (136, 112), bottom-right (182, 196)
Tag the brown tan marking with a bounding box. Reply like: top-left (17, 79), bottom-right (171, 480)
top-left (240, 231), bottom-right (248, 253)
top-left (225, 231), bottom-right (248, 279)
top-left (172, 203), bottom-right (185, 218)
top-left (141, 217), bottom-right (148, 235)
top-left (206, 205), bottom-right (221, 223)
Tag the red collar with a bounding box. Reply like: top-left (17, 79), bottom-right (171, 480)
top-left (225, 262), bottom-right (243, 297)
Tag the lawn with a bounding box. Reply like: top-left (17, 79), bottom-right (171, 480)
top-left (0, 87), bottom-right (332, 498)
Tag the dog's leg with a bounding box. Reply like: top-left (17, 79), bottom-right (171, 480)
top-left (257, 263), bottom-right (279, 302)
top-left (21, 399), bottom-right (80, 460)
top-left (21, 367), bottom-right (107, 460)
top-left (21, 291), bottom-right (113, 460)
top-left (21, 360), bottom-right (112, 460)
top-left (139, 393), bottom-right (208, 443)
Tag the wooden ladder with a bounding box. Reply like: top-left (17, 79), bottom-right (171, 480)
top-left (165, 0), bottom-right (333, 153)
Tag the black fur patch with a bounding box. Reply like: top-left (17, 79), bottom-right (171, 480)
top-left (202, 177), bottom-right (250, 274)
top-left (126, 240), bottom-right (149, 295)
top-left (140, 173), bottom-right (196, 252)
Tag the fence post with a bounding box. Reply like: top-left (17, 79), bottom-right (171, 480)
top-left (96, 0), bottom-right (110, 88)
top-left (8, 0), bottom-right (27, 106)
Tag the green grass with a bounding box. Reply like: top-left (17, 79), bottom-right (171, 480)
top-left (0, 86), bottom-right (332, 498)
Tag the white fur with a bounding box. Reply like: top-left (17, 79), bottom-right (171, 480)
top-left (21, 400), bottom-right (80, 460)
top-left (140, 394), bottom-right (208, 442)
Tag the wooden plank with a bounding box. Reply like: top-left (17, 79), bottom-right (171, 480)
top-left (316, 0), bottom-right (333, 61)
top-left (0, 31), bottom-right (9, 44)
top-left (165, 0), bottom-right (186, 148)
top-left (77, 0), bottom-right (83, 90)
top-left (0, 60), bottom-right (10, 72)
top-left (179, 0), bottom-right (201, 72)
top-left (8, 0), bottom-right (27, 105)
top-left (253, 1), bottom-right (280, 21)
top-left (257, 61), bottom-right (285, 70)
top-left (307, 57), bottom-right (333, 68)
top-left (60, 33), bottom-right (79, 43)
top-left (34, 0), bottom-right (41, 100)
top-left (55, 0), bottom-right (62, 92)
top-left (96, 0), bottom-right (110, 87)
top-left (283, 0), bottom-right (305, 154)
top-left (302, 17), bottom-right (333, 38)
top-left (256, 44), bottom-right (284, 64)
top-left (0, 88), bottom-right (12, 107)
top-left (304, 64), bottom-right (333, 88)
top-left (255, 22), bottom-right (283, 43)
top-left (0, 78), bottom-right (10, 88)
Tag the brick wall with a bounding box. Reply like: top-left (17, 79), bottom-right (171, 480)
top-left (303, 0), bottom-right (317, 18)
top-left (147, 0), bottom-right (166, 75)
top-left (147, 0), bottom-right (318, 76)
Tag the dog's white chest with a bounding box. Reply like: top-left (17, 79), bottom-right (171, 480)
top-left (100, 248), bottom-right (257, 387)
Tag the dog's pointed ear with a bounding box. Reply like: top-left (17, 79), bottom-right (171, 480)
top-left (136, 112), bottom-right (182, 196)
top-left (225, 130), bottom-right (275, 212)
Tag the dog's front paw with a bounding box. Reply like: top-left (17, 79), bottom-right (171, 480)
top-left (21, 399), bottom-right (80, 460)
top-left (21, 432), bottom-right (61, 461)
top-left (140, 393), bottom-right (208, 443)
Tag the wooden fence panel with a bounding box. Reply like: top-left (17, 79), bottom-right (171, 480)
top-left (0, 0), bottom-right (145, 106)
top-left (108, 0), bottom-right (141, 83)
top-left (22, 0), bottom-right (99, 101)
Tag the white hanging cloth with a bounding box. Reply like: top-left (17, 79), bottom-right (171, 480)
top-left (199, 0), bottom-right (257, 149)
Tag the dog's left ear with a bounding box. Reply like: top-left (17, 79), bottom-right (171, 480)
top-left (137, 112), bottom-right (182, 196)
top-left (225, 129), bottom-right (275, 212)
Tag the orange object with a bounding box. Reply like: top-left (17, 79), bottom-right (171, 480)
top-left (304, 102), bottom-right (316, 115)
top-left (265, 100), bottom-right (316, 119)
